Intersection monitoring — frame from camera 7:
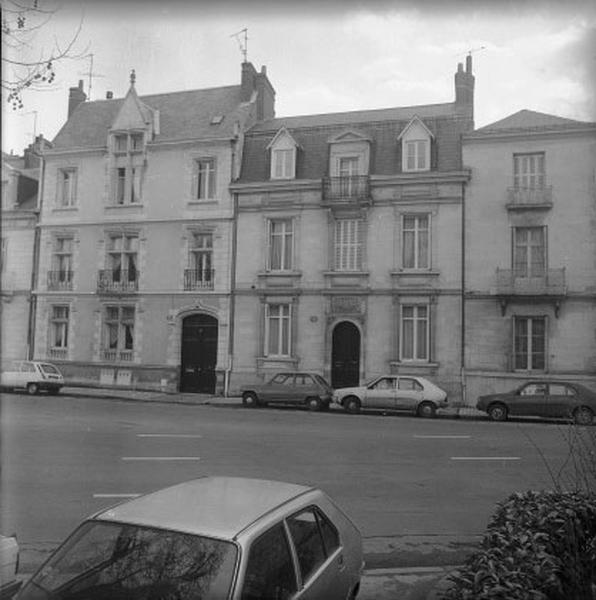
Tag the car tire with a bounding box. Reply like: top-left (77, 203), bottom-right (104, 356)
top-left (417, 401), bottom-right (437, 418)
top-left (573, 406), bottom-right (594, 426)
top-left (488, 402), bottom-right (508, 422)
top-left (306, 396), bottom-right (322, 411)
top-left (242, 392), bottom-right (259, 408)
top-left (26, 382), bottom-right (39, 395)
top-left (344, 396), bottom-right (361, 414)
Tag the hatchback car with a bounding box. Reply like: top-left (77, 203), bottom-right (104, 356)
top-left (241, 372), bottom-right (333, 411)
top-left (333, 375), bottom-right (448, 417)
top-left (477, 380), bottom-right (596, 424)
top-left (0, 361), bottom-right (64, 395)
top-left (15, 477), bottom-right (363, 600)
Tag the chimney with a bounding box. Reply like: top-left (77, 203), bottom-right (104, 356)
top-left (106, 91), bottom-right (113, 99)
top-left (255, 65), bottom-right (275, 121)
top-left (68, 80), bottom-right (86, 118)
top-left (454, 56), bottom-right (475, 115)
top-left (240, 61), bottom-right (258, 102)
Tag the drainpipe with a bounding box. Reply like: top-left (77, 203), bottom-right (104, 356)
top-left (460, 179), bottom-right (467, 406)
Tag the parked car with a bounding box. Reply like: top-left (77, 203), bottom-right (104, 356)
top-left (476, 380), bottom-right (596, 425)
top-left (333, 375), bottom-right (448, 417)
top-left (0, 361), bottom-right (64, 395)
top-left (0, 534), bottom-right (21, 600)
top-left (241, 371), bottom-right (333, 411)
top-left (15, 477), bottom-right (363, 600)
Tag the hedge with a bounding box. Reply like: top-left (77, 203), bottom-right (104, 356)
top-left (444, 490), bottom-right (596, 600)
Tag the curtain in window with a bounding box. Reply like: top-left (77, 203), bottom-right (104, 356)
top-left (335, 220), bottom-right (362, 270)
top-left (131, 167), bottom-right (142, 203)
top-left (116, 168), bottom-right (126, 204)
top-left (403, 216), bottom-right (429, 269)
top-left (531, 318), bottom-right (545, 370)
top-left (269, 221), bottom-right (292, 271)
top-left (416, 306), bottom-right (428, 359)
top-left (267, 304), bottom-right (290, 356)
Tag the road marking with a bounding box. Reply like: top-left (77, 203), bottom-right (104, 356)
top-left (450, 456), bottom-right (520, 461)
top-left (136, 434), bottom-right (202, 438)
top-left (122, 456), bottom-right (201, 461)
top-left (93, 493), bottom-right (141, 498)
top-left (414, 435), bottom-right (471, 439)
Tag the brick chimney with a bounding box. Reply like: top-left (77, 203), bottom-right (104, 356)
top-left (68, 80), bottom-right (87, 118)
top-left (240, 62), bottom-right (275, 121)
top-left (455, 54), bottom-right (475, 115)
top-left (23, 134), bottom-right (53, 169)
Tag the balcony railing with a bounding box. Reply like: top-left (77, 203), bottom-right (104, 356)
top-left (102, 349), bottom-right (133, 362)
top-left (496, 268), bottom-right (566, 296)
top-left (322, 175), bottom-right (371, 205)
top-left (506, 186), bottom-right (553, 208)
top-left (184, 269), bottom-right (215, 290)
top-left (48, 347), bottom-right (68, 360)
top-left (47, 270), bottom-right (73, 291)
top-left (97, 270), bottom-right (139, 293)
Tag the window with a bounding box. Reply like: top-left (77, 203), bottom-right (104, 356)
top-left (371, 377), bottom-right (396, 390)
top-left (57, 168), bottom-right (77, 207)
top-left (520, 383), bottom-right (547, 396)
top-left (50, 306), bottom-right (69, 350)
top-left (334, 219), bottom-right (363, 271)
top-left (549, 384), bottom-right (575, 396)
top-left (405, 140), bottom-right (428, 171)
top-left (103, 305), bottom-right (135, 361)
top-left (111, 132), bottom-right (144, 205)
top-left (268, 219), bottom-right (293, 271)
top-left (402, 215), bottom-right (429, 269)
top-left (186, 232), bottom-right (213, 289)
top-left (103, 234), bottom-right (138, 291)
top-left (272, 149), bottom-right (295, 179)
top-left (113, 132), bottom-right (144, 154)
top-left (513, 227), bottom-right (545, 278)
top-left (270, 373), bottom-right (292, 385)
top-left (398, 377), bottom-right (423, 391)
top-left (401, 305), bottom-right (429, 361)
top-left (265, 304), bottom-right (291, 357)
top-left (294, 374), bottom-right (314, 386)
top-left (514, 153), bottom-right (545, 189)
top-left (194, 159), bottom-right (216, 200)
top-left (241, 523), bottom-right (297, 600)
top-left (514, 316), bottom-right (546, 371)
top-left (50, 237), bottom-right (73, 289)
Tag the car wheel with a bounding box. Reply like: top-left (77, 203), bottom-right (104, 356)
top-left (26, 382), bottom-right (39, 395)
top-left (344, 396), bottom-right (361, 414)
top-left (306, 396), bottom-right (322, 411)
top-left (488, 402), bottom-right (508, 422)
top-left (573, 406), bottom-right (594, 426)
top-left (417, 401), bottom-right (437, 418)
top-left (242, 392), bottom-right (259, 408)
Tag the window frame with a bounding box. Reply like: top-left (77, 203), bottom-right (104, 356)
top-left (57, 167), bottom-right (78, 208)
top-left (513, 315), bottom-right (547, 372)
top-left (403, 139), bottom-right (429, 172)
top-left (267, 218), bottom-right (294, 272)
top-left (264, 303), bottom-right (292, 357)
top-left (334, 218), bottom-right (363, 271)
top-left (512, 226), bottom-right (546, 278)
top-left (271, 148), bottom-right (296, 180)
top-left (513, 152), bottom-right (545, 189)
top-left (195, 158), bottom-right (216, 200)
top-left (402, 213), bottom-right (430, 270)
top-left (102, 304), bottom-right (136, 361)
top-left (400, 304), bottom-right (430, 362)
top-left (50, 305), bottom-right (70, 350)
top-left (111, 131), bottom-right (145, 205)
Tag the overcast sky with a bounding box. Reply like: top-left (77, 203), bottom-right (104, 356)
top-left (3, 0), bottom-right (596, 154)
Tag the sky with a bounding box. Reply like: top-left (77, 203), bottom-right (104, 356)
top-left (2, 0), bottom-right (596, 155)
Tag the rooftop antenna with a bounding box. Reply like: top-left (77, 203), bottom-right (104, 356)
top-left (78, 53), bottom-right (105, 101)
top-left (466, 45), bottom-right (486, 58)
top-left (231, 28), bottom-right (248, 62)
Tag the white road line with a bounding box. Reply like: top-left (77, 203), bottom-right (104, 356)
top-left (93, 494), bottom-right (141, 498)
top-left (122, 456), bottom-right (201, 461)
top-left (414, 435), bottom-right (471, 439)
top-left (450, 456), bottom-right (520, 461)
top-left (136, 434), bottom-right (202, 438)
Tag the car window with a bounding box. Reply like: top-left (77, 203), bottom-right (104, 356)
top-left (520, 383), bottom-right (547, 396)
top-left (241, 522), bottom-right (297, 600)
top-left (370, 377), bottom-right (395, 390)
top-left (549, 384), bottom-right (576, 396)
top-left (295, 374), bottom-right (314, 386)
top-left (286, 508), bottom-right (328, 583)
top-left (315, 508), bottom-right (340, 556)
top-left (271, 374), bottom-right (289, 385)
top-left (398, 378), bottom-right (423, 391)
top-left (314, 375), bottom-right (331, 389)
top-left (40, 363), bottom-right (60, 375)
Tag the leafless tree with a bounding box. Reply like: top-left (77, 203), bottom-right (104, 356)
top-left (1, 0), bottom-right (88, 109)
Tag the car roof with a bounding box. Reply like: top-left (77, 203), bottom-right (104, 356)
top-left (93, 477), bottom-right (315, 540)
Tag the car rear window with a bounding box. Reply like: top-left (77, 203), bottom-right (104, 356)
top-left (22, 520), bottom-right (238, 600)
top-left (40, 364), bottom-right (60, 375)
top-left (314, 375), bottom-right (331, 389)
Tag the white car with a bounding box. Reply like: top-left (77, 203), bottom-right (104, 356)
top-left (0, 361), bottom-right (64, 395)
top-left (0, 534), bottom-right (20, 600)
top-left (333, 374), bottom-right (448, 417)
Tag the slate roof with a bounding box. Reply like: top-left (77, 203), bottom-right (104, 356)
top-left (240, 102), bottom-right (471, 182)
top-left (52, 85), bottom-right (247, 149)
top-left (473, 109), bottom-right (595, 135)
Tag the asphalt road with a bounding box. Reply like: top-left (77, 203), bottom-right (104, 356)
top-left (0, 392), bottom-right (578, 555)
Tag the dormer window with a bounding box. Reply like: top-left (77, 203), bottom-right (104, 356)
top-left (398, 117), bottom-right (433, 173)
top-left (268, 128), bottom-right (299, 180)
top-left (110, 131), bottom-right (145, 205)
top-left (113, 132), bottom-right (145, 154)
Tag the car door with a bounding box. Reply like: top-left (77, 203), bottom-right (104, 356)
top-left (293, 374), bottom-right (313, 405)
top-left (1, 361), bottom-right (22, 387)
top-left (363, 377), bottom-right (397, 409)
top-left (513, 383), bottom-right (548, 416)
top-left (395, 377), bottom-right (424, 411)
top-left (545, 383), bottom-right (576, 418)
top-left (263, 373), bottom-right (292, 402)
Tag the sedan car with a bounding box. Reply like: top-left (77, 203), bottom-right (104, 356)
top-left (477, 380), bottom-right (596, 425)
top-left (241, 371), bottom-right (333, 411)
top-left (15, 477), bottom-right (363, 600)
top-left (0, 361), bottom-right (64, 395)
top-left (333, 375), bottom-right (448, 417)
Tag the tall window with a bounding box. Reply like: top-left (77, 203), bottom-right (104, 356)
top-left (337, 156), bottom-right (359, 195)
top-left (186, 232), bottom-right (213, 288)
top-left (50, 237), bottom-right (73, 289)
top-left (514, 316), bottom-right (546, 371)
top-left (513, 227), bottom-right (545, 277)
top-left (57, 168), bottom-right (77, 207)
top-left (196, 159), bottom-right (216, 200)
top-left (514, 153), bottom-right (545, 189)
top-left (268, 219), bottom-right (293, 271)
top-left (1, 237), bottom-right (6, 272)
top-left (401, 305), bottom-right (429, 361)
top-left (265, 303), bottom-right (291, 356)
top-left (402, 215), bottom-right (429, 269)
top-left (272, 149), bottom-right (294, 179)
top-left (104, 305), bottom-right (135, 361)
top-left (112, 132), bottom-right (144, 205)
top-left (107, 234), bottom-right (138, 285)
top-left (405, 140), bottom-right (428, 171)
top-left (335, 219), bottom-right (363, 270)
top-left (50, 305), bottom-right (69, 356)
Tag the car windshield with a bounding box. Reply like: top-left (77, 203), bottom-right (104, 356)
top-left (20, 520), bottom-right (238, 600)
top-left (314, 375), bottom-right (331, 389)
top-left (40, 364), bottom-right (60, 375)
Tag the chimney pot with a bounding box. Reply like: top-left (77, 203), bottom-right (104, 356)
top-left (106, 91), bottom-right (113, 99)
top-left (261, 65), bottom-right (267, 74)
top-left (78, 79), bottom-right (84, 89)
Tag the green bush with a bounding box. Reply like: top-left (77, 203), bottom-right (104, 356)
top-left (444, 490), bottom-right (596, 600)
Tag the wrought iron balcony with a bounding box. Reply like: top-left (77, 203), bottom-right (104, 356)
top-left (506, 186), bottom-right (553, 209)
top-left (48, 347), bottom-right (68, 360)
top-left (47, 270), bottom-right (73, 290)
top-left (97, 270), bottom-right (139, 293)
top-left (102, 349), bottom-right (133, 362)
top-left (322, 175), bottom-right (371, 206)
top-left (184, 269), bottom-right (215, 290)
top-left (496, 268), bottom-right (566, 296)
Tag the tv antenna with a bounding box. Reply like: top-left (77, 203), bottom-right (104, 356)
top-left (231, 28), bottom-right (248, 62)
top-left (466, 45), bottom-right (486, 57)
top-left (78, 53), bottom-right (105, 101)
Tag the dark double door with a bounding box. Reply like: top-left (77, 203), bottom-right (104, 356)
top-left (331, 321), bottom-right (360, 389)
top-left (181, 314), bottom-right (218, 393)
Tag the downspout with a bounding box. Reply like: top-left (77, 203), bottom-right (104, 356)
top-left (460, 179), bottom-right (467, 407)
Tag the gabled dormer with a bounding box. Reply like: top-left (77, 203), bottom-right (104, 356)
top-left (398, 116), bottom-right (434, 173)
top-left (328, 129), bottom-right (371, 177)
top-left (267, 127), bottom-right (299, 180)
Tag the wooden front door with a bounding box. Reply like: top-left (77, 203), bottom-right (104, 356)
top-left (331, 321), bottom-right (360, 389)
top-left (181, 314), bottom-right (218, 393)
